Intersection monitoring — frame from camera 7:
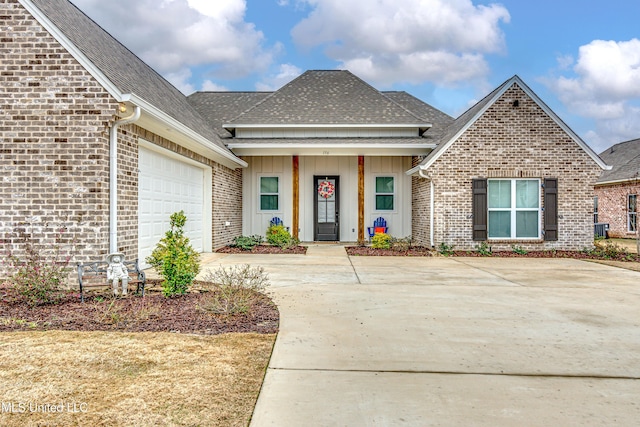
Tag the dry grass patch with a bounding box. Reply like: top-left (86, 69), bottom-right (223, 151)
top-left (0, 330), bottom-right (275, 426)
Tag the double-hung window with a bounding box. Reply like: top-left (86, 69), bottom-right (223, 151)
top-left (375, 176), bottom-right (395, 211)
top-left (259, 176), bottom-right (279, 211)
top-left (628, 194), bottom-right (637, 232)
top-left (488, 179), bottom-right (540, 239)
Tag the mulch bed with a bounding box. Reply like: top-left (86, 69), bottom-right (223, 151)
top-left (217, 245), bottom-right (307, 254)
top-left (345, 246), bottom-right (434, 256)
top-left (0, 280), bottom-right (278, 335)
top-left (346, 246), bottom-right (640, 262)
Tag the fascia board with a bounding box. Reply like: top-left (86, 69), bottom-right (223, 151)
top-left (595, 178), bottom-right (640, 186)
top-left (223, 123), bottom-right (432, 130)
top-left (227, 144), bottom-right (435, 157)
top-left (21, 0), bottom-right (246, 170)
top-left (226, 142), bottom-right (436, 149)
top-left (130, 95), bottom-right (247, 168)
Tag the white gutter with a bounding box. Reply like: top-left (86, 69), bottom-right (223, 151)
top-left (418, 169), bottom-right (435, 247)
top-left (109, 106), bottom-right (141, 254)
top-left (223, 123), bottom-right (432, 130)
top-left (129, 95), bottom-right (246, 169)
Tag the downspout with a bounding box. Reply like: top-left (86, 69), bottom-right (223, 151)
top-left (418, 168), bottom-right (435, 248)
top-left (109, 106), bottom-right (141, 254)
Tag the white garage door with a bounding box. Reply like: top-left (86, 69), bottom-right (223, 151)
top-left (138, 146), bottom-right (205, 267)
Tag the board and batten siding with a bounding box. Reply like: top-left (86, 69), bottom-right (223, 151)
top-left (365, 156), bottom-right (412, 239)
top-left (236, 128), bottom-right (417, 138)
top-left (242, 156), bottom-right (293, 237)
top-left (244, 155), bottom-right (412, 241)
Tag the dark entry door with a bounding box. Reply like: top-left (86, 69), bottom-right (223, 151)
top-left (314, 176), bottom-right (339, 241)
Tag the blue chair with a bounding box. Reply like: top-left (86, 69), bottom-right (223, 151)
top-left (270, 217), bottom-right (284, 227)
top-left (367, 217), bottom-right (388, 240)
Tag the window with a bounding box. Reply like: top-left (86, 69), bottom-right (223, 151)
top-left (487, 179), bottom-right (540, 239)
top-left (375, 176), bottom-right (394, 210)
top-left (628, 194), bottom-right (637, 232)
top-left (593, 196), bottom-right (599, 223)
top-left (259, 176), bottom-right (279, 211)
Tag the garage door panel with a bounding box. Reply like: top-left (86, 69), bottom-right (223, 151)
top-left (138, 147), bottom-right (205, 267)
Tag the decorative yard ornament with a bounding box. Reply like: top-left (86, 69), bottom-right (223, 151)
top-left (317, 180), bottom-right (335, 199)
top-left (106, 253), bottom-right (129, 296)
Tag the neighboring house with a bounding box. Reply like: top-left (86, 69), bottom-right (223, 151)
top-left (594, 138), bottom-right (640, 238)
top-left (1, 0), bottom-right (608, 273)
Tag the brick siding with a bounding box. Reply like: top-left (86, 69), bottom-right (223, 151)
top-left (1, 0), bottom-right (117, 269)
top-left (594, 183), bottom-right (640, 238)
top-left (412, 84), bottom-right (602, 251)
top-left (0, 0), bottom-right (243, 278)
top-left (411, 156), bottom-right (430, 246)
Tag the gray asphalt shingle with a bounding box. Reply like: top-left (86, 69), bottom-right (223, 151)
top-left (30, 0), bottom-right (228, 150)
top-left (598, 138), bottom-right (640, 183)
top-left (224, 70), bottom-right (430, 125)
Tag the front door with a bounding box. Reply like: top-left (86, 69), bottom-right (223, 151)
top-left (314, 176), bottom-right (339, 241)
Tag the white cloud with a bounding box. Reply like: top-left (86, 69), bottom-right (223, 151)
top-left (290, 0), bottom-right (510, 86)
top-left (201, 80), bottom-right (229, 91)
top-left (70, 0), bottom-right (276, 93)
top-left (544, 39), bottom-right (640, 151)
top-left (255, 64), bottom-right (303, 90)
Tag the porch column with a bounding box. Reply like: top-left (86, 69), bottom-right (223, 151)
top-left (292, 155), bottom-right (299, 239)
top-left (358, 155), bottom-right (365, 242)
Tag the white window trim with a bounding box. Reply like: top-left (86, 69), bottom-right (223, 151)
top-left (373, 174), bottom-right (397, 213)
top-left (628, 194), bottom-right (637, 232)
top-left (257, 174), bottom-right (281, 213)
top-left (488, 178), bottom-right (541, 240)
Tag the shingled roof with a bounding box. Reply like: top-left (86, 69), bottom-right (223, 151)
top-left (597, 138), bottom-right (640, 184)
top-left (187, 92), bottom-right (271, 138)
top-left (25, 0), bottom-right (230, 153)
top-left (224, 70), bottom-right (430, 126)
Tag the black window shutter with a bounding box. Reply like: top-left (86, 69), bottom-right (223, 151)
top-left (544, 178), bottom-right (558, 241)
top-left (472, 179), bottom-right (487, 241)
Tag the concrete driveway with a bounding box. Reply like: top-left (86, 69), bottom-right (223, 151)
top-left (200, 246), bottom-right (640, 426)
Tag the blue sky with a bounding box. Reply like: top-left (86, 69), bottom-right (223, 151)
top-left (70, 0), bottom-right (640, 153)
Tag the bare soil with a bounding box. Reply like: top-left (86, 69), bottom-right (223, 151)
top-left (0, 279), bottom-right (278, 334)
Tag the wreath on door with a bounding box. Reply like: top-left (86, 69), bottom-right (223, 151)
top-left (317, 180), bottom-right (335, 199)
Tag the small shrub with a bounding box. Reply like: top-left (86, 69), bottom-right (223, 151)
top-left (511, 245), bottom-right (528, 255)
top-left (266, 225), bottom-right (297, 249)
top-left (437, 242), bottom-right (455, 256)
top-left (2, 222), bottom-right (76, 306)
top-left (146, 211), bottom-right (200, 297)
top-left (231, 235), bottom-right (264, 251)
top-left (391, 236), bottom-right (412, 252)
top-left (594, 241), bottom-right (629, 260)
top-left (475, 242), bottom-right (492, 256)
top-left (371, 232), bottom-right (392, 249)
top-left (199, 264), bottom-right (270, 315)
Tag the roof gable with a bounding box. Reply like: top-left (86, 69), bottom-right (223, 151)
top-left (597, 138), bottom-right (640, 184)
top-left (21, 0), bottom-right (243, 166)
top-left (408, 75), bottom-right (609, 174)
top-left (225, 70), bottom-right (429, 126)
